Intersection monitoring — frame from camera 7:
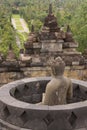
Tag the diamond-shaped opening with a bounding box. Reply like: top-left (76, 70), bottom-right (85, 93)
top-left (3, 106), bottom-right (10, 117)
top-left (68, 112), bottom-right (77, 127)
top-left (84, 91), bottom-right (87, 99)
top-left (43, 114), bottom-right (54, 126)
top-left (10, 88), bottom-right (15, 97)
top-left (74, 85), bottom-right (87, 101)
top-left (20, 111), bottom-right (29, 123)
top-left (73, 85), bottom-right (81, 98)
top-left (85, 91), bottom-right (87, 94)
top-left (24, 84), bottom-right (29, 91)
top-left (14, 88), bottom-right (20, 98)
top-left (75, 85), bottom-right (80, 93)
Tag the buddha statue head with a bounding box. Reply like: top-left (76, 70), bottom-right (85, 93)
top-left (50, 57), bottom-right (65, 76)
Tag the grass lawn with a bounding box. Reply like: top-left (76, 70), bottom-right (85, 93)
top-left (17, 32), bottom-right (28, 48)
top-left (16, 25), bottom-right (24, 30)
top-left (12, 14), bottom-right (29, 32)
top-left (12, 14), bottom-right (24, 30)
top-left (12, 14), bottom-right (20, 19)
top-left (15, 21), bottom-right (21, 25)
top-left (12, 14), bottom-right (29, 47)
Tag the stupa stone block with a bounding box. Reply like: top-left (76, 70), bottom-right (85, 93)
top-left (72, 62), bottom-right (80, 66)
top-left (41, 42), bottom-right (62, 52)
top-left (63, 42), bottom-right (78, 48)
top-left (22, 4), bottom-right (85, 68)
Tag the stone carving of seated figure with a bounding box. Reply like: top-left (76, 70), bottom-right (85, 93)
top-left (43, 57), bottom-right (73, 105)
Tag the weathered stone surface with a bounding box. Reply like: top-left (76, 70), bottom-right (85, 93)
top-left (0, 78), bottom-right (87, 129)
top-left (0, 66), bottom-right (87, 87)
top-left (0, 119), bottom-right (31, 130)
top-left (74, 128), bottom-right (87, 130)
top-left (72, 62), bottom-right (80, 66)
top-left (41, 42), bottom-right (62, 52)
top-left (6, 44), bottom-right (17, 62)
top-left (64, 25), bottom-right (75, 43)
top-left (71, 66), bottom-right (85, 70)
top-left (63, 42), bottom-right (78, 48)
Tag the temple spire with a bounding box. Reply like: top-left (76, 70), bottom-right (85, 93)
top-left (49, 3), bottom-right (52, 14)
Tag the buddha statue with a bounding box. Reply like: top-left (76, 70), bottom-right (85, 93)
top-left (43, 57), bottom-right (73, 105)
top-left (65, 25), bottom-right (74, 42)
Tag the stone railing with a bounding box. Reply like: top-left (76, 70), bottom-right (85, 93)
top-left (0, 77), bottom-right (87, 130)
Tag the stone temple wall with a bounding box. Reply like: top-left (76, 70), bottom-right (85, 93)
top-left (0, 66), bottom-right (87, 87)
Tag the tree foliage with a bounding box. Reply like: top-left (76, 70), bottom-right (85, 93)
top-left (0, 4), bottom-right (19, 56)
top-left (0, 0), bottom-right (87, 55)
top-left (60, 0), bottom-right (87, 52)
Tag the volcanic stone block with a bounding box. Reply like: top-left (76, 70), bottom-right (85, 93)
top-left (43, 113), bottom-right (54, 126)
top-left (0, 78), bottom-right (87, 130)
top-left (41, 42), bottom-right (62, 52)
top-left (24, 119), bottom-right (47, 130)
top-left (68, 112), bottom-right (77, 128)
top-left (72, 62), bottom-right (80, 66)
top-left (74, 128), bottom-right (86, 130)
top-left (3, 106), bottom-right (10, 119)
top-left (20, 111), bottom-right (29, 123)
